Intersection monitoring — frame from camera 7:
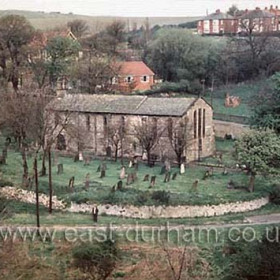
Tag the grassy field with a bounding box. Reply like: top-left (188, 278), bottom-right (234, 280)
top-left (203, 79), bottom-right (265, 119)
top-left (0, 138), bottom-right (276, 209)
top-left (0, 10), bottom-right (200, 33)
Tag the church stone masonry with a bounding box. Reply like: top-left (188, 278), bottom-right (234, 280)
top-left (51, 94), bottom-right (215, 163)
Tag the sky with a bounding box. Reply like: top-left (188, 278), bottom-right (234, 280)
top-left (1, 0), bottom-right (280, 17)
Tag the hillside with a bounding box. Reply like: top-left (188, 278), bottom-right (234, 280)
top-left (0, 10), bottom-right (201, 33)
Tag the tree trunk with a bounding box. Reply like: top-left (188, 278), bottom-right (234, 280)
top-left (34, 155), bottom-right (40, 234)
top-left (41, 150), bottom-right (47, 176)
top-left (21, 147), bottom-right (29, 187)
top-left (248, 174), bottom-right (255, 193)
top-left (114, 146), bottom-right (118, 162)
top-left (48, 148), bottom-right (53, 214)
top-left (147, 150), bottom-right (151, 167)
top-left (177, 153), bottom-right (182, 168)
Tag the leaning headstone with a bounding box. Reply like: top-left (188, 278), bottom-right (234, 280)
top-left (119, 166), bottom-right (126, 179)
top-left (172, 173), bottom-right (177, 180)
top-left (143, 174), bottom-right (150, 182)
top-left (150, 176), bottom-right (156, 188)
top-left (117, 180), bottom-right (123, 190)
top-left (191, 180), bottom-right (199, 191)
top-left (129, 160), bottom-right (133, 168)
top-left (97, 165), bottom-right (101, 172)
top-left (57, 163), bottom-right (63, 174)
top-left (100, 170), bottom-right (106, 178)
top-left (126, 173), bottom-right (133, 185)
top-left (180, 163), bottom-right (185, 175)
top-left (69, 176), bottom-right (75, 191)
top-left (164, 172), bottom-right (171, 183)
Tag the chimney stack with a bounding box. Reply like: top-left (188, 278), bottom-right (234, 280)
top-left (216, 9), bottom-right (220, 13)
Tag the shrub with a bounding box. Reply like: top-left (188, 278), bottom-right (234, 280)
top-left (72, 239), bottom-right (119, 280)
top-left (151, 190), bottom-right (170, 205)
top-left (0, 179), bottom-right (13, 187)
top-left (269, 185), bottom-right (280, 205)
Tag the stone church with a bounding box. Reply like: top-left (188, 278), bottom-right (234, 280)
top-left (51, 94), bottom-right (215, 163)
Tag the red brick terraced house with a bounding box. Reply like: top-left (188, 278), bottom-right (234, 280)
top-left (197, 9), bottom-right (237, 35)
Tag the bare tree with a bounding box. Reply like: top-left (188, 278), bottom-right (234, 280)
top-left (108, 120), bottom-right (125, 161)
top-left (67, 19), bottom-right (89, 38)
top-left (134, 117), bottom-right (165, 166)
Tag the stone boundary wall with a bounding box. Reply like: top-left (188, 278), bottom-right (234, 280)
top-left (214, 120), bottom-right (250, 138)
top-left (69, 197), bottom-right (269, 219)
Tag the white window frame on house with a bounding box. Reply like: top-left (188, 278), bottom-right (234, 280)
top-left (141, 75), bottom-right (149, 83)
top-left (125, 76), bottom-right (133, 83)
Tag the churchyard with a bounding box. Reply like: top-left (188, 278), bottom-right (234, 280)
top-left (0, 137), bottom-right (277, 223)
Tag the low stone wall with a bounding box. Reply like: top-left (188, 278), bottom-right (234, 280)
top-left (214, 120), bottom-right (250, 138)
top-left (0, 186), bottom-right (66, 210)
top-left (69, 197), bottom-right (269, 219)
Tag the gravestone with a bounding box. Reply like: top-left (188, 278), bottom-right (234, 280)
top-left (128, 161), bottom-right (133, 168)
top-left (79, 152), bottom-right (84, 161)
top-left (164, 172), bottom-right (171, 183)
top-left (0, 156), bottom-right (5, 165)
top-left (164, 159), bottom-right (171, 172)
top-left (142, 152), bottom-right (148, 161)
top-left (119, 166), bottom-right (126, 179)
top-left (227, 180), bottom-right (235, 189)
top-left (2, 147), bottom-right (7, 160)
top-left (172, 173), bottom-right (177, 180)
top-left (180, 163), bottom-right (185, 175)
top-left (74, 154), bottom-right (79, 162)
top-left (106, 146), bottom-right (112, 158)
top-left (150, 176), bottom-right (156, 188)
top-left (69, 176), bottom-right (75, 191)
top-left (100, 170), bottom-right (106, 178)
top-left (111, 185), bottom-right (116, 192)
top-left (143, 174), bottom-right (149, 182)
top-left (126, 173), bottom-right (133, 185)
top-left (223, 167), bottom-right (228, 175)
top-left (192, 179), bottom-right (199, 191)
top-left (84, 156), bottom-right (90, 166)
top-left (117, 180), bottom-right (123, 190)
top-left (132, 172), bottom-right (137, 182)
top-left (57, 164), bottom-right (63, 174)
top-left (133, 157), bottom-right (138, 170)
top-left (202, 170), bottom-right (210, 180)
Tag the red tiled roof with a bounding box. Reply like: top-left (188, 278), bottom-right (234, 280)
top-left (117, 61), bottom-right (155, 76)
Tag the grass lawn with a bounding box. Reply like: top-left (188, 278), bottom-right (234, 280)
top-left (0, 138), bottom-right (276, 209)
top-left (203, 79), bottom-right (265, 118)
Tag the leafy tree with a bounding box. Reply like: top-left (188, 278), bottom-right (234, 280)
top-left (251, 73), bottom-right (280, 134)
top-left (235, 130), bottom-right (280, 192)
top-left (227, 5), bottom-right (239, 16)
top-left (145, 28), bottom-right (221, 84)
top-left (45, 36), bottom-right (80, 88)
top-left (0, 15), bottom-right (34, 90)
top-left (67, 19), bottom-right (89, 38)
